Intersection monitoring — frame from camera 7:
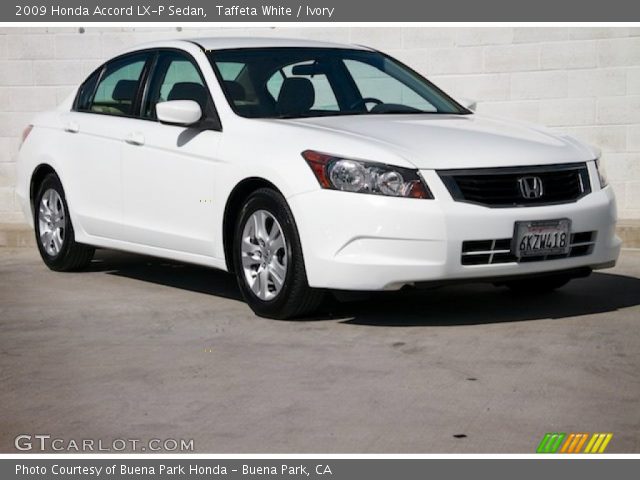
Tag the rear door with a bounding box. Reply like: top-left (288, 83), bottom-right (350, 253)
top-left (120, 49), bottom-right (223, 256)
top-left (62, 51), bottom-right (153, 239)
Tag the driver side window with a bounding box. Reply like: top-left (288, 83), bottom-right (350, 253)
top-left (143, 51), bottom-right (210, 120)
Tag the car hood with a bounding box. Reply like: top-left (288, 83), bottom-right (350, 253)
top-left (275, 114), bottom-right (596, 169)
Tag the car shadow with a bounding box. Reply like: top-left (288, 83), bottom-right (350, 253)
top-left (88, 249), bottom-right (242, 302)
top-left (89, 250), bottom-right (640, 326)
top-left (333, 272), bottom-right (640, 326)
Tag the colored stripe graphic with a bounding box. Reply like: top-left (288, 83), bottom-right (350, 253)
top-left (537, 432), bottom-right (613, 453)
top-left (584, 433), bottom-right (613, 453)
top-left (573, 433), bottom-right (589, 453)
top-left (559, 433), bottom-right (589, 453)
top-left (537, 433), bottom-right (566, 453)
top-left (597, 433), bottom-right (613, 453)
top-left (559, 433), bottom-right (575, 453)
top-left (560, 433), bottom-right (576, 453)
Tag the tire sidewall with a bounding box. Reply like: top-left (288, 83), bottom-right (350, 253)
top-left (34, 175), bottom-right (75, 270)
top-left (233, 190), bottom-right (301, 316)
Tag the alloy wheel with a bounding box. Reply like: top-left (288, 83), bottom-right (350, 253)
top-left (240, 209), bottom-right (288, 301)
top-left (38, 188), bottom-right (66, 256)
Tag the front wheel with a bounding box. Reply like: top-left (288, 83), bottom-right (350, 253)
top-left (233, 188), bottom-right (324, 319)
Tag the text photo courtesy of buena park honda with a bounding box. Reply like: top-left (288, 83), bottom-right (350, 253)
top-left (1, 25), bottom-right (640, 455)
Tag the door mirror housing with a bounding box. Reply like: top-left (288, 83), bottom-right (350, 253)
top-left (458, 97), bottom-right (477, 111)
top-left (156, 100), bottom-right (203, 126)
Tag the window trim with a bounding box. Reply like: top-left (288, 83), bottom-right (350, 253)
top-left (73, 68), bottom-right (101, 112)
top-left (71, 47), bottom-right (223, 131)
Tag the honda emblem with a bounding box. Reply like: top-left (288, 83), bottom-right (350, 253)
top-left (518, 176), bottom-right (544, 199)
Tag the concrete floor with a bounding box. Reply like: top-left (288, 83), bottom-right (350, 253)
top-left (1, 247), bottom-right (639, 453)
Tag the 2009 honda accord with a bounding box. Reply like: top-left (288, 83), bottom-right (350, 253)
top-left (16, 37), bottom-right (621, 318)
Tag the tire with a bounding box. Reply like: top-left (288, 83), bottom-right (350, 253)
top-left (34, 173), bottom-right (94, 271)
top-left (233, 188), bottom-right (324, 319)
top-left (501, 273), bottom-right (573, 294)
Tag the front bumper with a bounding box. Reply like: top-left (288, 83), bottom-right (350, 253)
top-left (288, 170), bottom-right (621, 291)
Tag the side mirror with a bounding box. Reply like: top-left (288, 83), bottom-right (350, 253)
top-left (156, 100), bottom-right (202, 126)
top-left (458, 97), bottom-right (477, 112)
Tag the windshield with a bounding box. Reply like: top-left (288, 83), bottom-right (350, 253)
top-left (207, 48), bottom-right (468, 119)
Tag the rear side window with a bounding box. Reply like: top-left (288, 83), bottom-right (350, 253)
top-left (89, 53), bottom-right (149, 117)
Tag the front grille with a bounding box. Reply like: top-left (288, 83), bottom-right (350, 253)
top-left (439, 163), bottom-right (591, 208)
top-left (461, 231), bottom-right (596, 265)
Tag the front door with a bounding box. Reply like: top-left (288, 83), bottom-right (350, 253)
top-left (121, 50), bottom-right (222, 257)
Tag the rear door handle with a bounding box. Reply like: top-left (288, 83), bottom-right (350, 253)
top-left (64, 121), bottom-right (79, 133)
top-left (125, 132), bottom-right (145, 146)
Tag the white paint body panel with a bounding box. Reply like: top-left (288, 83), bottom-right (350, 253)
top-left (290, 181), bottom-right (620, 290)
top-left (15, 38), bottom-right (620, 291)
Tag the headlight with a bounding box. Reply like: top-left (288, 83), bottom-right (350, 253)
top-left (302, 150), bottom-right (433, 199)
top-left (595, 157), bottom-right (608, 188)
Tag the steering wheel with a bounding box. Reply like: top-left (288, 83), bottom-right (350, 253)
top-left (349, 97), bottom-right (383, 111)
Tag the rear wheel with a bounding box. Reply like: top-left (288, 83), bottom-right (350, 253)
top-left (233, 188), bottom-right (324, 319)
top-left (501, 273), bottom-right (573, 294)
top-left (34, 174), bottom-right (94, 271)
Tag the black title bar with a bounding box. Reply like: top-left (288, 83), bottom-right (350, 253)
top-left (4, 0), bottom-right (640, 22)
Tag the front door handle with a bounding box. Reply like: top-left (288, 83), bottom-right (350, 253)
top-left (64, 121), bottom-right (79, 133)
top-left (125, 132), bottom-right (145, 146)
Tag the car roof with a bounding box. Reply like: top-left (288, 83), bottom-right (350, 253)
top-left (190, 36), bottom-right (372, 51)
top-left (123, 36), bottom-right (372, 54)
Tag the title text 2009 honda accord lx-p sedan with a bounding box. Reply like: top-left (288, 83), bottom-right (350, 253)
top-left (16, 37), bottom-right (621, 318)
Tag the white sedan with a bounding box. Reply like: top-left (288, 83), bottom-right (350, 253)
top-left (16, 37), bottom-right (621, 318)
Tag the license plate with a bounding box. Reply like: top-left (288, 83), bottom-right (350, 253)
top-left (513, 219), bottom-right (571, 258)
